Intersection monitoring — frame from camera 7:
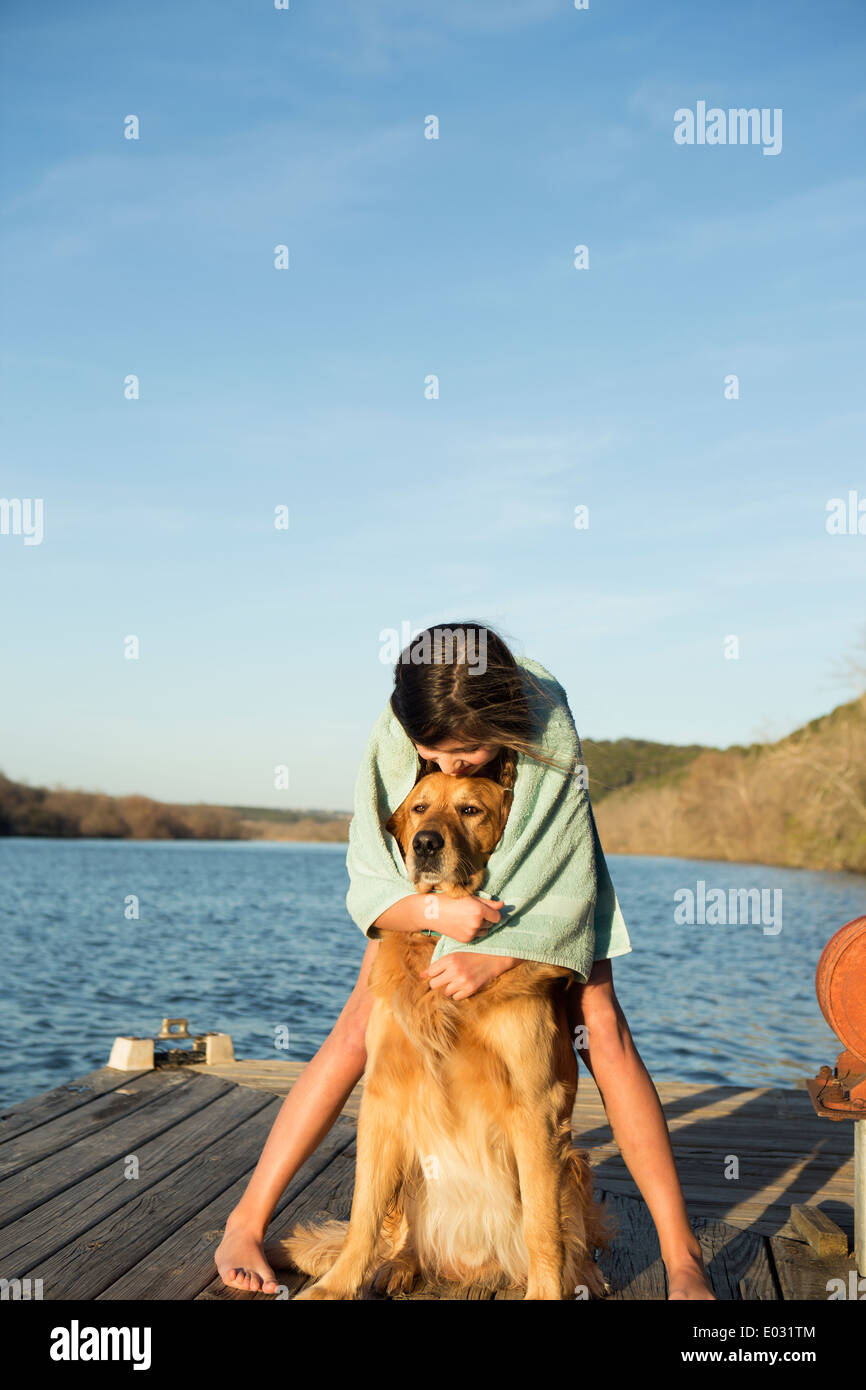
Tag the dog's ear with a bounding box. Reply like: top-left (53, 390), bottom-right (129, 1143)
top-left (496, 786), bottom-right (513, 838)
top-left (385, 799), bottom-right (410, 853)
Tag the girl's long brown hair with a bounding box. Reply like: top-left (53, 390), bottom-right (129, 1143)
top-left (389, 622), bottom-right (562, 790)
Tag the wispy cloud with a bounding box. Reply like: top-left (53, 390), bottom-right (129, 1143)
top-left (0, 120), bottom-right (418, 257)
top-left (606, 177), bottom-right (866, 267)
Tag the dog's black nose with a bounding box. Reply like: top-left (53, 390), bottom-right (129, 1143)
top-left (412, 829), bottom-right (444, 857)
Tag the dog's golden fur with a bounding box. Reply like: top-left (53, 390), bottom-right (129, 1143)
top-left (271, 771), bottom-right (611, 1299)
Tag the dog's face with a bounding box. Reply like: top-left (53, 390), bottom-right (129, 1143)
top-left (385, 771), bottom-right (511, 896)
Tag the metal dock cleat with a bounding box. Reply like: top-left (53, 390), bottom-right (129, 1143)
top-left (108, 1017), bottom-right (234, 1071)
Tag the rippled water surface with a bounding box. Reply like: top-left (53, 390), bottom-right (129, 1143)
top-left (1, 838), bottom-right (863, 1109)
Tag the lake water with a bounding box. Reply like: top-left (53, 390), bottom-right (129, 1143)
top-left (1, 838), bottom-right (863, 1111)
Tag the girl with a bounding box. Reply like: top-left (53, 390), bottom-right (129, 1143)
top-left (216, 623), bottom-right (714, 1300)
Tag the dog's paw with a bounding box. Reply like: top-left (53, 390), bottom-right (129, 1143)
top-left (369, 1262), bottom-right (419, 1297)
top-left (524, 1282), bottom-right (563, 1301)
top-left (293, 1282), bottom-right (346, 1301)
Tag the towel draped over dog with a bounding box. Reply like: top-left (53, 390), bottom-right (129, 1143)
top-left (341, 656), bottom-right (633, 984)
top-left (345, 657), bottom-right (632, 982)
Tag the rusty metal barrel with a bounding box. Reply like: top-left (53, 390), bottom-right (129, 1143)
top-left (808, 915), bottom-right (866, 1277)
top-left (815, 915), bottom-right (866, 1064)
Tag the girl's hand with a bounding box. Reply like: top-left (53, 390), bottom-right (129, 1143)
top-left (421, 952), bottom-right (517, 1001)
top-left (428, 894), bottom-right (504, 943)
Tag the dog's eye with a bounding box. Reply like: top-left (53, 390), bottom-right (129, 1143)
top-left (412, 803), bottom-right (427, 814)
top-left (460, 805), bottom-right (481, 816)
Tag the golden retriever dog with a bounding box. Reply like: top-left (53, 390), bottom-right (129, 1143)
top-left (273, 771), bottom-right (610, 1300)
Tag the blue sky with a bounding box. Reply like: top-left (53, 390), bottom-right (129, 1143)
top-left (1, 0), bottom-right (865, 810)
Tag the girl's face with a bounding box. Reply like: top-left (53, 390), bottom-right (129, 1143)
top-left (413, 738), bottom-right (500, 778)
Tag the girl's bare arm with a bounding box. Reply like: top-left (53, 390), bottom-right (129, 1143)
top-left (373, 893), bottom-right (503, 941)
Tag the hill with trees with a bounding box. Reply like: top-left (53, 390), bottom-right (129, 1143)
top-left (591, 693), bottom-right (866, 874)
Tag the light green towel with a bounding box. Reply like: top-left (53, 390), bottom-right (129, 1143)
top-left (345, 657), bottom-right (632, 982)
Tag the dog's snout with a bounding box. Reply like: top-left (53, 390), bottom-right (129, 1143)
top-left (412, 829), bottom-right (444, 857)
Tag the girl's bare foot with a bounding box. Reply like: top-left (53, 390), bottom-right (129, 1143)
top-left (215, 1219), bottom-right (280, 1294)
top-left (666, 1249), bottom-right (716, 1300)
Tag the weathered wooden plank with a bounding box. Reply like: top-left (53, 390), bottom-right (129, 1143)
top-left (0, 1081), bottom-right (272, 1274)
top-left (190, 1060), bottom-right (365, 1110)
top-left (99, 1117), bottom-right (357, 1300)
top-left (737, 1242), bottom-right (780, 1301)
top-left (586, 1181), bottom-right (852, 1240)
top-left (690, 1215), bottom-right (776, 1301)
top-left (580, 1122), bottom-right (852, 1158)
top-left (590, 1159), bottom-right (855, 1194)
top-left (770, 1234), bottom-right (859, 1300)
top-left (585, 1152), bottom-right (854, 1197)
top-left (790, 1204), bottom-right (849, 1256)
top-left (20, 1088), bottom-right (284, 1300)
top-left (0, 1072), bottom-right (235, 1235)
top-left (596, 1191), bottom-right (668, 1300)
top-left (0, 1070), bottom-right (195, 1181)
top-left (0, 1068), bottom-right (151, 1144)
top-left (661, 1131), bottom-right (850, 1162)
top-left (591, 1167), bottom-right (855, 1209)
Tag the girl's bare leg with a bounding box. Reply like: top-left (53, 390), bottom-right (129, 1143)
top-left (215, 940), bottom-right (378, 1292)
top-left (567, 960), bottom-right (715, 1300)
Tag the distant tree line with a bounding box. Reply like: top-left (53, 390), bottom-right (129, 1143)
top-left (0, 775), bottom-right (248, 839)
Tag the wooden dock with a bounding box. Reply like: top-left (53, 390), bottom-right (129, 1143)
top-left (0, 1057), bottom-right (859, 1301)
